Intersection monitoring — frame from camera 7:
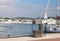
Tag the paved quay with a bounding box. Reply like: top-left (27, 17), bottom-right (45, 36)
top-left (30, 38), bottom-right (60, 41)
top-left (0, 33), bottom-right (60, 41)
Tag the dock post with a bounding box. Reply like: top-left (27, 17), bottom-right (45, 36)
top-left (32, 19), bottom-right (42, 37)
top-left (8, 34), bottom-right (10, 38)
top-left (44, 23), bottom-right (47, 36)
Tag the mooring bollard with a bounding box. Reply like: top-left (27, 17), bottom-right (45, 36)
top-left (32, 18), bottom-right (42, 37)
top-left (8, 35), bottom-right (10, 38)
top-left (32, 24), bottom-right (42, 37)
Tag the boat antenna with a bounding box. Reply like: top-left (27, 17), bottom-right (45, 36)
top-left (44, 0), bottom-right (50, 19)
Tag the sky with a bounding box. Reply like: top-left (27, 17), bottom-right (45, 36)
top-left (0, 0), bottom-right (60, 18)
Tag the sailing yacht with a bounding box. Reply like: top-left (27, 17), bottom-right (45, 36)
top-left (42, 0), bottom-right (60, 32)
top-left (42, 0), bottom-right (56, 25)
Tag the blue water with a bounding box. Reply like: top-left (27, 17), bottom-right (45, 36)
top-left (1, 23), bottom-right (60, 38)
top-left (0, 24), bottom-right (39, 37)
top-left (2, 24), bottom-right (59, 38)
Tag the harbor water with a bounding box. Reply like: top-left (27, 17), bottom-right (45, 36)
top-left (0, 24), bottom-right (39, 38)
top-left (0, 23), bottom-right (60, 38)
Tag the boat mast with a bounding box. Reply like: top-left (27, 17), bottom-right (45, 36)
top-left (56, 0), bottom-right (58, 16)
top-left (56, 0), bottom-right (60, 25)
top-left (44, 0), bottom-right (50, 19)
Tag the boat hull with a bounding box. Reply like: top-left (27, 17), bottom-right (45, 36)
top-left (45, 25), bottom-right (60, 33)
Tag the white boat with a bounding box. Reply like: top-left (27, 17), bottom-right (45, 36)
top-left (42, 0), bottom-right (60, 33)
top-left (45, 24), bottom-right (60, 32)
top-left (0, 19), bottom-right (21, 24)
top-left (21, 19), bottom-right (32, 24)
top-left (42, 18), bottom-right (56, 24)
top-left (0, 19), bottom-right (33, 24)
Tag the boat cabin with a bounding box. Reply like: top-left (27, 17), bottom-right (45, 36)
top-left (56, 16), bottom-right (60, 25)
